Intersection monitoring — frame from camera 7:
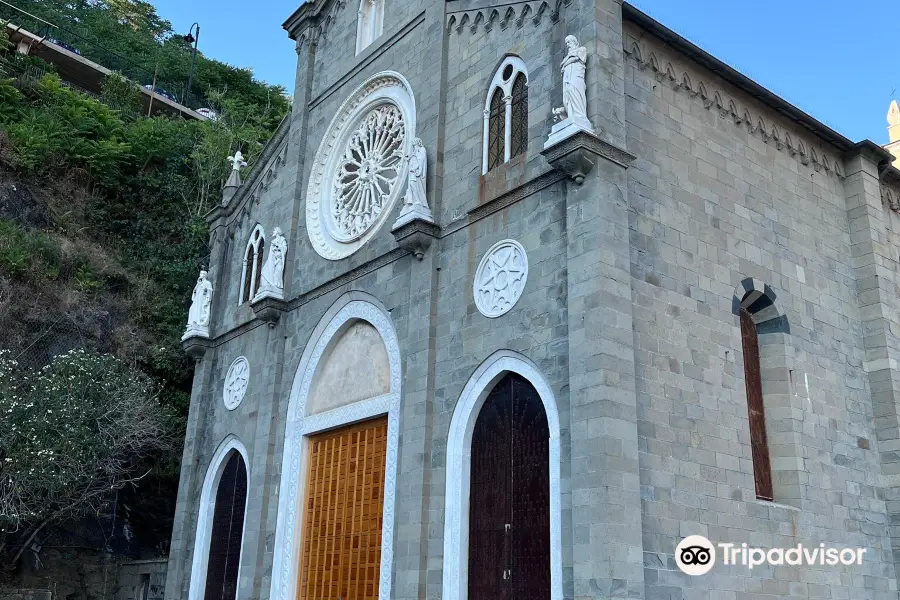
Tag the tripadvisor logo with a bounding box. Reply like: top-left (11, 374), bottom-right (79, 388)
top-left (675, 536), bottom-right (868, 575)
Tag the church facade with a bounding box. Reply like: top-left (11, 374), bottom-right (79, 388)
top-left (165, 1), bottom-right (900, 599)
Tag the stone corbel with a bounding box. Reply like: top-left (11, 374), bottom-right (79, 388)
top-left (251, 295), bottom-right (289, 327)
top-left (181, 335), bottom-right (213, 361)
top-left (391, 219), bottom-right (440, 260)
top-left (541, 130), bottom-right (636, 184)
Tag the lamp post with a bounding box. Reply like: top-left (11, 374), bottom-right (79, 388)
top-left (183, 23), bottom-right (200, 104)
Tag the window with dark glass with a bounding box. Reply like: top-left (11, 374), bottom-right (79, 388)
top-left (204, 452), bottom-right (248, 600)
top-left (510, 73), bottom-right (528, 159)
top-left (740, 307), bottom-right (773, 501)
top-left (487, 88), bottom-right (506, 171)
top-left (240, 228), bottom-right (264, 304)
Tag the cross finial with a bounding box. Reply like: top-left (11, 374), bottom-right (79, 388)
top-left (227, 150), bottom-right (247, 171)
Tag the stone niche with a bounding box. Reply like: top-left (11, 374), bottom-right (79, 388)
top-left (306, 320), bottom-right (391, 416)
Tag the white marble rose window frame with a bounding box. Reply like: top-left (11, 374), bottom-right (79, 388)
top-left (268, 296), bottom-right (401, 600)
top-left (483, 56), bottom-right (529, 174)
top-left (187, 436), bottom-right (250, 600)
top-left (356, 0), bottom-right (385, 55)
top-left (442, 350), bottom-right (563, 600)
top-left (306, 71), bottom-right (416, 260)
top-left (239, 224), bottom-right (265, 304)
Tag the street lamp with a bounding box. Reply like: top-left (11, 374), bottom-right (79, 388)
top-left (183, 23), bottom-right (200, 103)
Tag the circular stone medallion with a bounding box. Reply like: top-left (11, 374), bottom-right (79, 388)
top-left (307, 71), bottom-right (416, 260)
top-left (223, 356), bottom-right (250, 411)
top-left (473, 239), bottom-right (529, 318)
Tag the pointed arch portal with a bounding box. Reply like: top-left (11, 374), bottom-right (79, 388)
top-left (443, 350), bottom-right (563, 600)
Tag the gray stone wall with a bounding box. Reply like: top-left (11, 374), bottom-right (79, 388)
top-left (0, 590), bottom-right (51, 600)
top-left (117, 560), bottom-right (167, 600)
top-left (625, 22), bottom-right (897, 599)
top-left (165, 1), bottom-right (900, 599)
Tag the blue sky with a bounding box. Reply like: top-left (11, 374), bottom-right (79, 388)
top-left (152, 0), bottom-right (899, 144)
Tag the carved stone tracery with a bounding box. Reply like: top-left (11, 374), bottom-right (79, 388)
top-left (474, 239), bottom-right (529, 318)
top-left (307, 71), bottom-right (416, 260)
top-left (332, 105), bottom-right (405, 240)
top-left (223, 356), bottom-right (250, 410)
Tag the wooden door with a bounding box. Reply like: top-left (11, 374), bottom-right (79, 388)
top-left (300, 417), bottom-right (388, 600)
top-left (204, 452), bottom-right (248, 600)
top-left (468, 374), bottom-right (550, 600)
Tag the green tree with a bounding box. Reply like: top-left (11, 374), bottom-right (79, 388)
top-left (0, 350), bottom-right (176, 571)
top-left (0, 0), bottom-right (290, 113)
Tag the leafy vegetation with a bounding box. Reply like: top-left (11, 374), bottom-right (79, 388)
top-left (0, 349), bottom-right (176, 570)
top-left (0, 0), bottom-right (290, 567)
top-left (0, 0), bottom-right (290, 121)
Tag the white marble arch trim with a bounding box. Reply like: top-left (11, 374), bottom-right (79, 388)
top-left (187, 435), bottom-right (251, 600)
top-left (443, 350), bottom-right (563, 600)
top-left (270, 297), bottom-right (401, 600)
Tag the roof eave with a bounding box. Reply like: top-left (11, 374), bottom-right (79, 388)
top-left (622, 2), bottom-right (856, 153)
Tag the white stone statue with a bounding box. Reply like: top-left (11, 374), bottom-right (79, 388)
top-left (545, 35), bottom-right (595, 148)
top-left (560, 35), bottom-right (589, 125)
top-left (183, 270), bottom-right (213, 340)
top-left (393, 137), bottom-right (435, 228)
top-left (255, 227), bottom-right (288, 301)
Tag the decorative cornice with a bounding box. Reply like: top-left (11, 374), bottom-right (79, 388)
top-left (446, 0), bottom-right (568, 35)
top-left (284, 0), bottom-right (347, 41)
top-left (623, 37), bottom-right (845, 179)
top-left (287, 248), bottom-right (408, 311)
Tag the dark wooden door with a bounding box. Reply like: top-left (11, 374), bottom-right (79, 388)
top-left (205, 452), bottom-right (248, 600)
top-left (468, 373), bottom-right (550, 600)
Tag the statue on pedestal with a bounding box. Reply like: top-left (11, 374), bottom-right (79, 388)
top-left (255, 227), bottom-right (288, 300)
top-left (545, 35), bottom-right (596, 148)
top-left (393, 137), bottom-right (434, 228)
top-left (183, 270), bottom-right (213, 340)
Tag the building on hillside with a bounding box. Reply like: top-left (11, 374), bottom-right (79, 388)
top-left (167, 1), bottom-right (900, 599)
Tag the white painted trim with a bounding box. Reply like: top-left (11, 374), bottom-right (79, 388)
top-left (306, 72), bottom-right (417, 260)
top-left (270, 297), bottom-right (401, 600)
top-left (187, 436), bottom-right (251, 600)
top-left (482, 56), bottom-right (528, 174)
top-left (442, 350), bottom-right (563, 600)
top-left (356, 0), bottom-right (385, 55)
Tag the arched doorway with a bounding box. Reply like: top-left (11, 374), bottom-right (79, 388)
top-left (188, 437), bottom-right (250, 600)
top-left (204, 452), bottom-right (248, 600)
top-left (468, 373), bottom-right (550, 600)
top-left (269, 296), bottom-right (401, 600)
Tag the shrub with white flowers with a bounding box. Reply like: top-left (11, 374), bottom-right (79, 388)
top-left (0, 349), bottom-right (175, 569)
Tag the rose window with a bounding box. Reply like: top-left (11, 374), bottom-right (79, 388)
top-left (306, 71), bottom-right (416, 260)
top-left (331, 105), bottom-right (405, 240)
